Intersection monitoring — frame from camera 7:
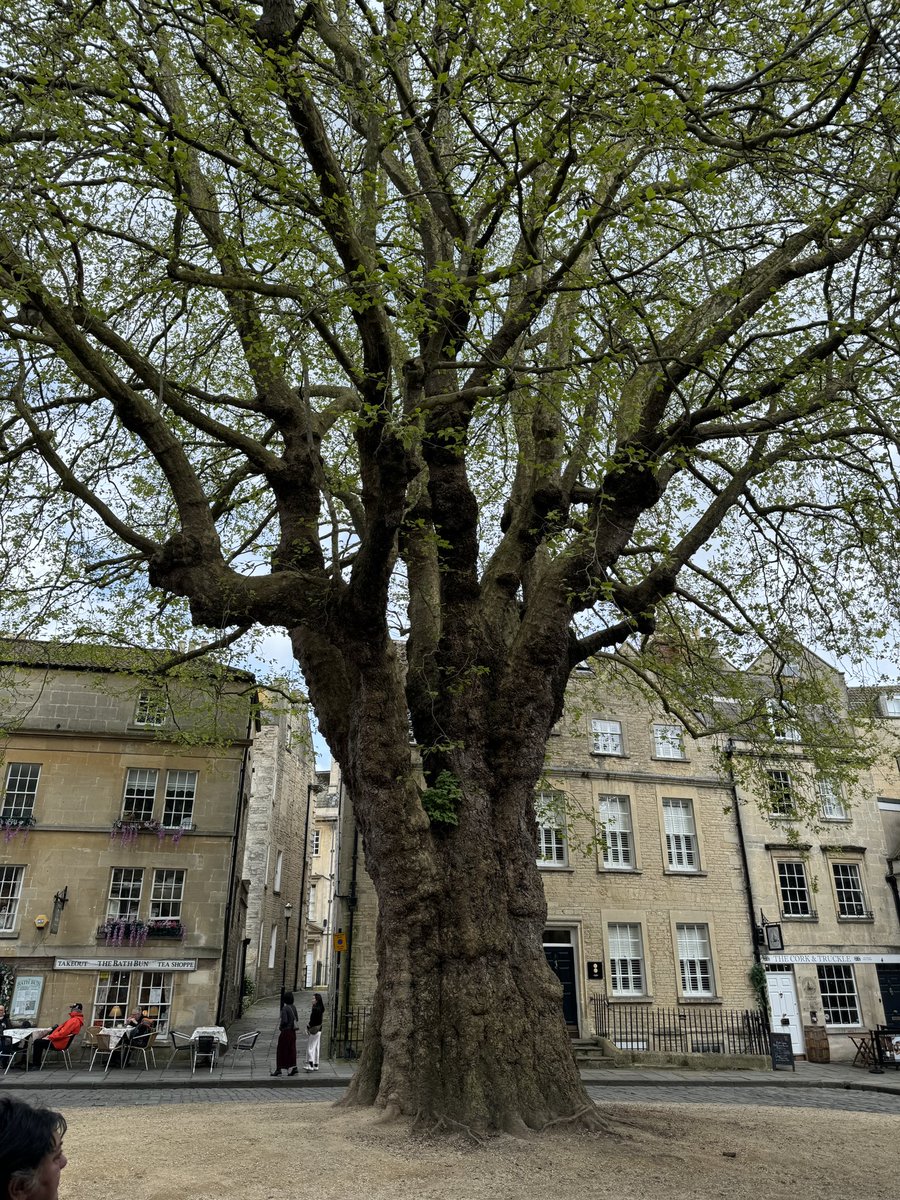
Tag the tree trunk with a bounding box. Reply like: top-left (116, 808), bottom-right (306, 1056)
top-left (340, 768), bottom-right (594, 1134)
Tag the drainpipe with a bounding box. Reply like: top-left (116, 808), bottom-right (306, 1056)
top-left (724, 740), bottom-right (762, 965)
top-left (216, 705), bottom-right (254, 1023)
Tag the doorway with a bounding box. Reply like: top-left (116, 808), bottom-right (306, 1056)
top-left (543, 929), bottom-right (580, 1033)
top-left (877, 964), bottom-right (900, 1028)
top-left (765, 965), bottom-right (805, 1055)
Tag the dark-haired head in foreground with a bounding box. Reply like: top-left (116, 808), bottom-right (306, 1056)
top-left (0, 1096), bottom-right (67, 1200)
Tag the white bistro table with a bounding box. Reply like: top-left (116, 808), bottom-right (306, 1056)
top-left (191, 1025), bottom-right (228, 1046)
top-left (2, 1026), bottom-right (54, 1071)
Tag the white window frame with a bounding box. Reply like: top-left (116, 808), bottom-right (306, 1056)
top-left (133, 690), bottom-right (167, 727)
top-left (149, 868), bottom-right (185, 920)
top-left (268, 924), bottom-right (277, 969)
top-left (677, 922), bottom-right (715, 997)
top-left (767, 699), bottom-right (801, 742)
top-left (608, 923), bottom-right (645, 996)
top-left (311, 829), bottom-right (321, 857)
top-left (882, 693), bottom-right (900, 717)
top-left (92, 969), bottom-right (131, 1027)
top-left (0, 865), bottom-right (24, 931)
top-left (591, 718), bottom-right (624, 756)
top-left (662, 797), bottom-right (699, 872)
top-left (816, 778), bottom-right (848, 821)
top-left (599, 795), bottom-right (634, 870)
top-left (122, 768), bottom-right (159, 821)
top-left (535, 789), bottom-right (568, 868)
top-left (308, 882), bottom-right (317, 922)
top-left (831, 861), bottom-right (869, 919)
top-left (162, 770), bottom-right (197, 828)
top-left (766, 769), bottom-right (795, 817)
top-left (107, 867), bottom-right (143, 920)
top-left (776, 860), bottom-right (813, 918)
top-left (273, 850), bottom-right (284, 893)
top-left (1, 763), bottom-right (40, 821)
top-left (817, 964), bottom-right (861, 1025)
top-left (652, 724), bottom-right (685, 760)
top-left (136, 970), bottom-right (174, 1033)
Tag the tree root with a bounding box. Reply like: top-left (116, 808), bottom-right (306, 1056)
top-left (539, 1104), bottom-right (612, 1135)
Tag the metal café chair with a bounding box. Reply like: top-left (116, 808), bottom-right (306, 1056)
top-left (230, 1029), bottom-right (260, 1072)
top-left (125, 1029), bottom-right (159, 1071)
top-left (0, 1040), bottom-right (17, 1075)
top-left (38, 1033), bottom-right (76, 1071)
top-left (88, 1029), bottom-right (117, 1073)
top-left (167, 1030), bottom-right (194, 1070)
top-left (79, 1027), bottom-right (101, 1066)
top-left (191, 1033), bottom-right (218, 1074)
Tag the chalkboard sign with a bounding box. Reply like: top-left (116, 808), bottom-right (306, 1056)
top-left (769, 1032), bottom-right (795, 1071)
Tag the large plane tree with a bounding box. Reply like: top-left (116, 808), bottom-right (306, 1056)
top-left (2, 0), bottom-right (900, 1132)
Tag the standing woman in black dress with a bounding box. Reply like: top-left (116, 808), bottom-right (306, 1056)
top-left (271, 991), bottom-right (299, 1076)
top-left (305, 992), bottom-right (324, 1071)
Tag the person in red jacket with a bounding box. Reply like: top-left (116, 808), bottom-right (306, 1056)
top-left (30, 1003), bottom-right (84, 1068)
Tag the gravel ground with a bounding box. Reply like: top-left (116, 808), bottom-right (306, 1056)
top-left (54, 1097), bottom-right (896, 1200)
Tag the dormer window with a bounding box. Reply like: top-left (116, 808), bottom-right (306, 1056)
top-left (883, 694), bottom-right (900, 717)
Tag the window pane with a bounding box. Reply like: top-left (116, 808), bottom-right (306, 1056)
top-left (93, 970), bottom-right (132, 1026)
top-left (136, 971), bottom-right (173, 1033)
top-left (677, 923), bottom-right (713, 996)
top-left (816, 779), bottom-right (848, 821)
top-left (832, 863), bottom-right (867, 917)
top-left (653, 724), bottom-right (685, 759)
top-left (663, 798), bottom-right (698, 871)
top-left (599, 795), bottom-right (633, 868)
top-left (777, 861), bottom-right (812, 916)
top-left (0, 865), bottom-right (24, 931)
top-left (150, 869), bottom-right (184, 919)
top-left (107, 868), bottom-right (143, 919)
top-left (608, 923), bottom-right (644, 995)
top-left (2, 763), bottom-right (40, 820)
top-left (767, 770), bottom-right (795, 816)
top-left (134, 691), bottom-right (166, 726)
top-left (163, 770), bottom-right (197, 827)
top-left (817, 964), bottom-right (860, 1025)
top-left (122, 768), bottom-right (158, 821)
top-left (591, 719), bottom-right (623, 755)
top-left (535, 790), bottom-right (567, 866)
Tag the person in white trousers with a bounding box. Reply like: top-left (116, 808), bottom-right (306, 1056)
top-left (305, 993), bottom-right (324, 1071)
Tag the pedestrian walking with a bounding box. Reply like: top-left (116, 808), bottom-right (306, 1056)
top-left (305, 992), bottom-right (324, 1071)
top-left (271, 991), bottom-right (299, 1076)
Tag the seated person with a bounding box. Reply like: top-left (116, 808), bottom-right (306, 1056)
top-left (0, 1005), bottom-right (11, 1059)
top-left (114, 1009), bottom-right (153, 1067)
top-left (30, 1003), bottom-right (84, 1068)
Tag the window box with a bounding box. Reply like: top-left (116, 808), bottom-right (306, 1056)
top-left (146, 919), bottom-right (186, 940)
top-left (0, 815), bottom-right (36, 842)
top-left (97, 919), bottom-right (149, 946)
top-left (111, 816), bottom-right (161, 844)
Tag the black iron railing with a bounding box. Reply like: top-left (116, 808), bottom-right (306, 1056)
top-left (592, 998), bottom-right (769, 1056)
top-left (331, 1004), bottom-right (372, 1059)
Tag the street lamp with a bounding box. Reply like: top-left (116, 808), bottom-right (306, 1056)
top-left (293, 780), bottom-right (324, 991)
top-left (280, 902), bottom-right (293, 1006)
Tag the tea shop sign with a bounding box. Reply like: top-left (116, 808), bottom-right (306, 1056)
top-left (55, 958), bottom-right (197, 971)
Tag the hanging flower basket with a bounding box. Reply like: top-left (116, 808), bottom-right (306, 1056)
top-left (1, 815), bottom-right (36, 842)
top-left (110, 816), bottom-right (161, 845)
top-left (96, 919), bottom-right (149, 946)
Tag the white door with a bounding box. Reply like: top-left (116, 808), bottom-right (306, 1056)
top-left (765, 966), bottom-right (805, 1055)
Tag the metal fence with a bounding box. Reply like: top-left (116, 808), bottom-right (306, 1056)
top-left (330, 1004), bottom-right (372, 1059)
top-left (592, 998), bottom-right (769, 1057)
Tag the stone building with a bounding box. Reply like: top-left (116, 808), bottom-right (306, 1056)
top-left (325, 651), bottom-right (900, 1061)
top-left (734, 661), bottom-right (900, 1061)
top-left (302, 765), bottom-right (341, 990)
top-left (0, 640), bottom-right (255, 1031)
top-left (240, 690), bottom-right (317, 1004)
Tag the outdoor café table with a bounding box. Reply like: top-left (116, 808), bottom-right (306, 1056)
top-left (848, 1031), bottom-right (876, 1067)
top-left (4, 1027), bottom-right (54, 1071)
top-left (191, 1025), bottom-right (228, 1047)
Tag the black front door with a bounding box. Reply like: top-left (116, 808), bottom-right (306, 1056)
top-left (544, 942), bottom-right (579, 1032)
top-left (877, 964), bottom-right (900, 1028)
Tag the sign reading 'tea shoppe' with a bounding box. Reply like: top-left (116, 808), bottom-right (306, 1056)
top-left (55, 958), bottom-right (197, 971)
